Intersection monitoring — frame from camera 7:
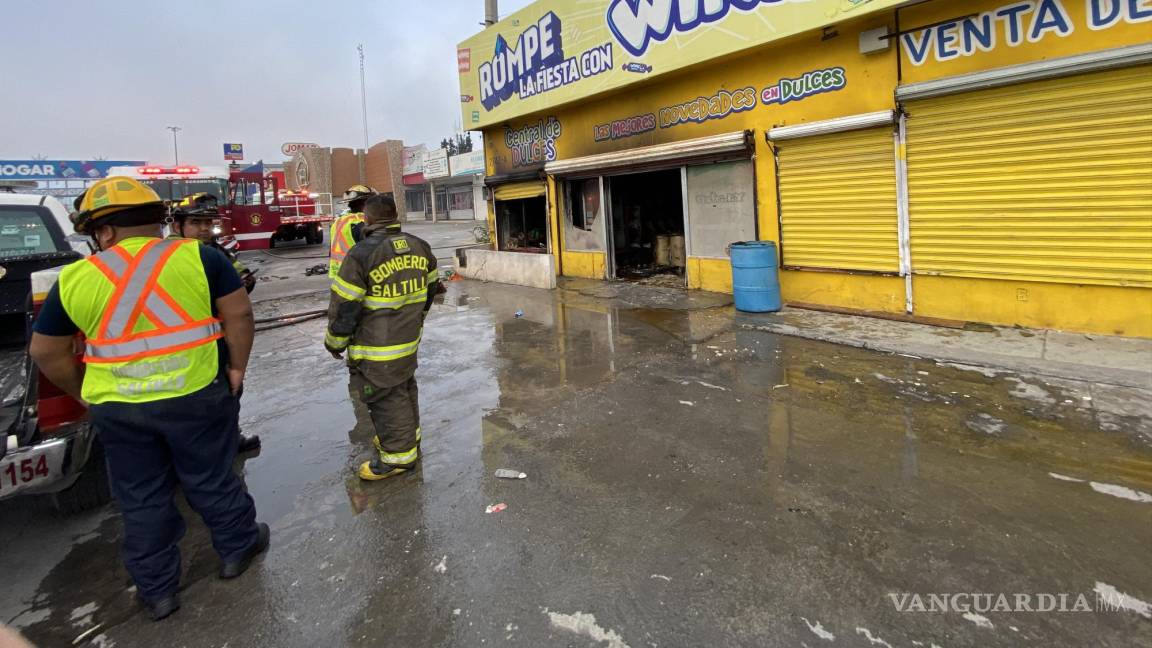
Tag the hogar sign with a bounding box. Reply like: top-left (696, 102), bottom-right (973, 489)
top-left (479, 13), bottom-right (614, 111)
top-left (608, 0), bottom-right (807, 57)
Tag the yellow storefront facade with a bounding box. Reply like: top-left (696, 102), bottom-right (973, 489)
top-left (458, 0), bottom-right (1152, 337)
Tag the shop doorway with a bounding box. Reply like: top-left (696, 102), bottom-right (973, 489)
top-left (606, 169), bottom-right (686, 286)
top-left (495, 196), bottom-right (548, 253)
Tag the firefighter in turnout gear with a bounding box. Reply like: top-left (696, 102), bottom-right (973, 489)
top-left (324, 195), bottom-right (438, 481)
top-left (329, 185), bottom-right (376, 280)
top-left (30, 177), bottom-right (269, 622)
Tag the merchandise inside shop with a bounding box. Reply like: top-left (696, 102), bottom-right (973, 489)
top-left (495, 196), bottom-right (548, 253)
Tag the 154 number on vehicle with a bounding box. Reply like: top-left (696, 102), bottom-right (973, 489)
top-left (1, 455), bottom-right (50, 491)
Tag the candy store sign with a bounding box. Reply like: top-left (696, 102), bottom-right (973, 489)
top-left (505, 117), bottom-right (564, 167)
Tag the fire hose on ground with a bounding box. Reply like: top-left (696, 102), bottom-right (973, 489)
top-left (253, 309), bottom-right (328, 333)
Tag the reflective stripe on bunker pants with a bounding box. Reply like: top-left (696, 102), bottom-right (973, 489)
top-left (84, 240), bottom-right (222, 363)
top-left (347, 334), bottom-right (422, 362)
top-left (351, 372), bottom-right (420, 469)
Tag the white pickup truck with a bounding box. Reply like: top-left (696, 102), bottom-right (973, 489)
top-left (0, 191), bottom-right (110, 513)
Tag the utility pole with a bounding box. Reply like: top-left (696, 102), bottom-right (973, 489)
top-left (357, 44), bottom-right (370, 183)
top-left (166, 126), bottom-right (182, 165)
top-left (358, 44), bottom-right (370, 152)
top-left (484, 0), bottom-right (499, 26)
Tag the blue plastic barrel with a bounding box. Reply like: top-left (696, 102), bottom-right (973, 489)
top-left (730, 242), bottom-right (782, 313)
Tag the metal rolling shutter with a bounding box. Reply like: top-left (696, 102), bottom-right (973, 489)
top-left (904, 65), bottom-right (1152, 287)
top-left (777, 127), bottom-right (899, 272)
top-left (492, 181), bottom-right (545, 201)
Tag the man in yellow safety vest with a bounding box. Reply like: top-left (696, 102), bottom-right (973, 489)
top-left (329, 185), bottom-right (377, 280)
top-left (29, 177), bottom-right (269, 622)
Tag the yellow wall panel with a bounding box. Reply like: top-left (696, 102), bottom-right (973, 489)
top-left (547, 175), bottom-right (562, 270)
top-left (913, 277), bottom-right (1152, 338)
top-left (688, 257), bottom-right (733, 294)
top-left (755, 137), bottom-right (781, 244)
top-left (562, 251), bottom-right (606, 279)
top-left (781, 271), bottom-right (906, 314)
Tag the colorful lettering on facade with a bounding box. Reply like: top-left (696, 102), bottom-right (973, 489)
top-left (505, 117), bottom-right (564, 167)
top-left (1088, 0), bottom-right (1152, 29)
top-left (478, 12), bottom-right (615, 111)
top-left (902, 0), bottom-right (1150, 66)
top-left (762, 67), bottom-right (847, 105)
top-left (479, 13), bottom-right (564, 110)
top-left (594, 113), bottom-right (659, 141)
top-left (607, 0), bottom-right (795, 57)
top-left (658, 87), bottom-right (758, 128)
top-left (516, 44), bottom-right (615, 100)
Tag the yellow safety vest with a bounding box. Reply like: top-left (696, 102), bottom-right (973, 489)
top-left (328, 212), bottom-right (365, 279)
top-left (58, 237), bottom-right (223, 405)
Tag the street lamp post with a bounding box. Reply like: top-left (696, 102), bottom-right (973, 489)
top-left (166, 126), bottom-right (182, 165)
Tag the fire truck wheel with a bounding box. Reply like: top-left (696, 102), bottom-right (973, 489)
top-left (306, 229), bottom-right (322, 245)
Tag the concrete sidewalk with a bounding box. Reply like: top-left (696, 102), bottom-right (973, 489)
top-left (736, 307), bottom-right (1152, 390)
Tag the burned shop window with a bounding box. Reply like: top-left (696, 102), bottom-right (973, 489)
top-left (568, 178), bottom-right (598, 232)
top-left (496, 197), bottom-right (547, 253)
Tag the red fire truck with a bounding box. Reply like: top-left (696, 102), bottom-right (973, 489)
top-left (106, 164), bottom-right (333, 250)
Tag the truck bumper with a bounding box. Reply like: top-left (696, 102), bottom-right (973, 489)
top-left (0, 423), bottom-right (95, 500)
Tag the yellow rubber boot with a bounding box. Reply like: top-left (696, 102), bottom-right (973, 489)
top-left (358, 459), bottom-right (410, 481)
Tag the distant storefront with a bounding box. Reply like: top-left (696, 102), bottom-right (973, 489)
top-left (402, 146), bottom-right (486, 221)
top-left (457, 0), bottom-right (1152, 336)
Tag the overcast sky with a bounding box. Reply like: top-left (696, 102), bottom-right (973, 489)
top-left (0, 0), bottom-right (534, 164)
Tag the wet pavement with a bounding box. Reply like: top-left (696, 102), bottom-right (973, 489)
top-left (2, 276), bottom-right (1151, 648)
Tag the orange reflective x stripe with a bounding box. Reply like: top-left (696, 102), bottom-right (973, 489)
top-left (331, 216), bottom-right (357, 259)
top-left (83, 239), bottom-right (223, 364)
